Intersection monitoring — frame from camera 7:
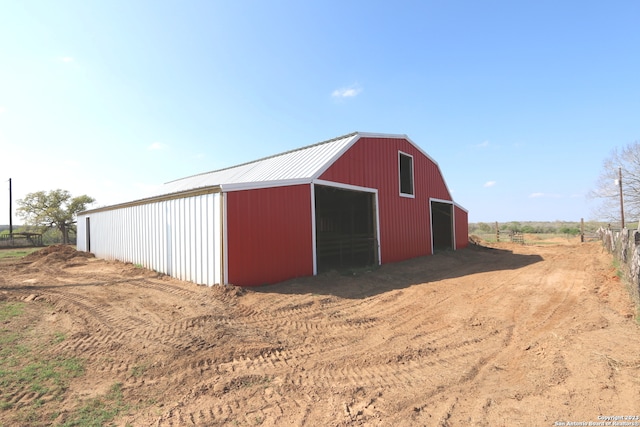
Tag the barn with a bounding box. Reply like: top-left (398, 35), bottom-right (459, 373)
top-left (76, 132), bottom-right (468, 286)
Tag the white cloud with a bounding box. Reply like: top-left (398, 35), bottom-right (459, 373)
top-left (60, 56), bottom-right (74, 63)
top-left (477, 141), bottom-right (490, 148)
top-left (483, 181), bottom-right (496, 188)
top-left (0, 106), bottom-right (6, 114)
top-left (331, 85), bottom-right (362, 99)
top-left (529, 192), bottom-right (544, 198)
top-left (147, 142), bottom-right (168, 151)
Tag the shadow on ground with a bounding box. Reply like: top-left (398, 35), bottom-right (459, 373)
top-left (249, 244), bottom-right (543, 299)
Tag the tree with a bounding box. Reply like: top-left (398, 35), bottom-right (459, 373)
top-left (16, 189), bottom-right (95, 244)
top-left (475, 222), bottom-right (492, 233)
top-left (589, 141), bottom-right (640, 224)
top-left (505, 221), bottom-right (522, 232)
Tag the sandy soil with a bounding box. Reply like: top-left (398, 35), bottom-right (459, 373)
top-left (1, 239), bottom-right (639, 426)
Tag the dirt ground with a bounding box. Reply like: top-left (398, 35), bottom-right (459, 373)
top-left (1, 237), bottom-right (639, 426)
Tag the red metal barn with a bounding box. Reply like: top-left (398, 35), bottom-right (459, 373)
top-left (77, 132), bottom-right (468, 287)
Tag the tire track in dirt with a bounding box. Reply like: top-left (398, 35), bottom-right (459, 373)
top-left (150, 282), bottom-right (513, 426)
top-left (407, 246), bottom-right (595, 425)
top-left (125, 277), bottom-right (210, 301)
top-left (42, 290), bottom-right (119, 331)
top-left (11, 276), bottom-right (248, 391)
top-left (4, 242), bottom-right (640, 427)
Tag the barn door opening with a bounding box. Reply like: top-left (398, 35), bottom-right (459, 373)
top-left (315, 185), bottom-right (378, 273)
top-left (431, 201), bottom-right (453, 251)
top-left (85, 217), bottom-right (91, 252)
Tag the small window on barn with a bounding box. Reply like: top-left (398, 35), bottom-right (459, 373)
top-left (399, 151), bottom-right (414, 197)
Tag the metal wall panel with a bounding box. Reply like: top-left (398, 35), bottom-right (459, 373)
top-left (319, 137), bottom-right (457, 264)
top-left (77, 218), bottom-right (87, 252)
top-left (454, 205), bottom-right (469, 249)
top-left (77, 192), bottom-right (222, 286)
top-left (226, 184), bottom-right (313, 286)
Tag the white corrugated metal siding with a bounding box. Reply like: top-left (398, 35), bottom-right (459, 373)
top-left (77, 192), bottom-right (223, 286)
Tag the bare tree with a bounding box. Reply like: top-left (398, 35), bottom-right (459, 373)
top-left (588, 142), bottom-right (640, 225)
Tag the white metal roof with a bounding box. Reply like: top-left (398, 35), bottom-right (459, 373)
top-left (160, 132), bottom-right (364, 194)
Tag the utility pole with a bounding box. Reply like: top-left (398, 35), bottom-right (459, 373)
top-left (618, 167), bottom-right (625, 229)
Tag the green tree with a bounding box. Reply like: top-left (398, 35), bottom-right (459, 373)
top-left (521, 225), bottom-right (535, 233)
top-left (559, 226), bottom-right (580, 236)
top-left (16, 189), bottom-right (95, 245)
top-left (475, 222), bottom-right (492, 233)
top-left (506, 221), bottom-right (522, 232)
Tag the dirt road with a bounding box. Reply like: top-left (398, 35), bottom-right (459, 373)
top-left (1, 239), bottom-right (639, 426)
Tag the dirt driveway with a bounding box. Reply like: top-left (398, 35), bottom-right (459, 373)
top-left (1, 239), bottom-right (639, 426)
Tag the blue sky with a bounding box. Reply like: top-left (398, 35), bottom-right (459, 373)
top-left (1, 1), bottom-right (638, 224)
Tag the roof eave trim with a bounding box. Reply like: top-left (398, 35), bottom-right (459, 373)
top-left (453, 201), bottom-right (469, 213)
top-left (79, 185), bottom-right (222, 215)
top-left (222, 178), bottom-right (313, 192)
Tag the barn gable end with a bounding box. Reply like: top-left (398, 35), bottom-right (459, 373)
top-left (317, 136), bottom-right (455, 264)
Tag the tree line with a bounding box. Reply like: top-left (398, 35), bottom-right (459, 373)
top-left (469, 221), bottom-right (612, 236)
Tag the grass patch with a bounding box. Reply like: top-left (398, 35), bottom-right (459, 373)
top-left (612, 259), bottom-right (624, 279)
top-left (0, 354), bottom-right (85, 406)
top-left (52, 332), bottom-right (66, 344)
top-left (0, 247), bottom-right (39, 260)
top-left (0, 302), bottom-right (24, 322)
top-left (0, 301), bottom-right (85, 425)
top-left (60, 382), bottom-right (129, 427)
top-left (130, 362), bottom-right (150, 378)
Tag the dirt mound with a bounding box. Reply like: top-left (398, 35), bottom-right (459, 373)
top-left (24, 245), bottom-right (94, 265)
top-left (469, 234), bottom-right (483, 245)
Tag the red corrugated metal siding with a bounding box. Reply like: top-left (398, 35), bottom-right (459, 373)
top-left (455, 206), bottom-right (469, 249)
top-left (226, 185), bottom-right (313, 286)
top-left (319, 137), bottom-right (453, 264)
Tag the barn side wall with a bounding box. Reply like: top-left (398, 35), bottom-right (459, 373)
top-left (77, 192), bottom-right (222, 286)
top-left (226, 184), bottom-right (314, 286)
top-left (319, 137), bottom-right (454, 264)
top-left (454, 205), bottom-right (469, 249)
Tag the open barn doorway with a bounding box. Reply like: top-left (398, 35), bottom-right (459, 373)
top-left (314, 185), bottom-right (378, 273)
top-left (431, 200), bottom-right (453, 251)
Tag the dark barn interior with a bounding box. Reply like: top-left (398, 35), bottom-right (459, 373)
top-left (431, 201), bottom-right (453, 251)
top-left (314, 185), bottom-right (377, 272)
